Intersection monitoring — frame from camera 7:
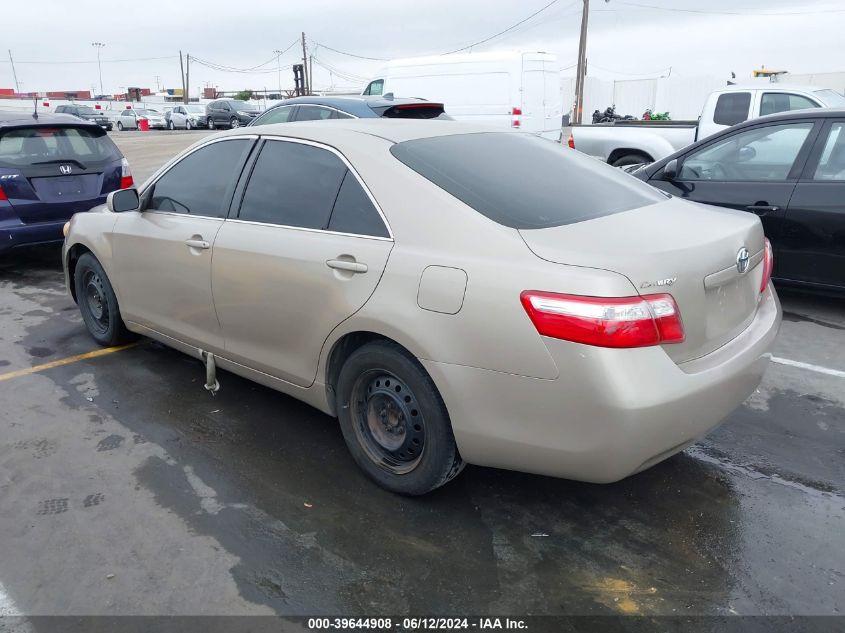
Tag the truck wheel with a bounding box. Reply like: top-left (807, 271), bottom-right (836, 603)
top-left (335, 340), bottom-right (464, 495)
top-left (612, 153), bottom-right (650, 167)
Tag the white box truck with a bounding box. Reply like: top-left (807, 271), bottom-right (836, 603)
top-left (362, 51), bottom-right (563, 139)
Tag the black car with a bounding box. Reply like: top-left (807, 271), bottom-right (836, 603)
top-left (205, 99), bottom-right (260, 129)
top-left (54, 104), bottom-right (113, 131)
top-left (249, 96), bottom-right (447, 127)
top-left (633, 108), bottom-right (845, 293)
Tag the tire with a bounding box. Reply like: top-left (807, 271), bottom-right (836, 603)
top-left (117, 121), bottom-right (124, 131)
top-left (612, 153), bottom-right (650, 167)
top-left (207, 117), bottom-right (215, 130)
top-left (230, 117), bottom-right (240, 129)
top-left (168, 120), bottom-right (175, 130)
top-left (335, 341), bottom-right (464, 495)
top-left (186, 120), bottom-right (192, 130)
top-left (73, 253), bottom-right (134, 347)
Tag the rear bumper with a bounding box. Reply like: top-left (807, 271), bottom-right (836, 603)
top-left (422, 285), bottom-right (781, 483)
top-left (0, 219), bottom-right (67, 253)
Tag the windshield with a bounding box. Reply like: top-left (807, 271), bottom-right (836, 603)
top-left (0, 126), bottom-right (122, 167)
top-left (814, 89), bottom-right (845, 107)
top-left (391, 133), bottom-right (665, 229)
top-left (186, 105), bottom-right (206, 113)
top-left (230, 101), bottom-right (257, 111)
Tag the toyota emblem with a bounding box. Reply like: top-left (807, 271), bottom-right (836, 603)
top-left (736, 247), bottom-right (750, 274)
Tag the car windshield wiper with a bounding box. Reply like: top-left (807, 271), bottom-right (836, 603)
top-left (31, 159), bottom-right (88, 169)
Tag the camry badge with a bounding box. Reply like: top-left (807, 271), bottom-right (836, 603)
top-left (59, 165), bottom-right (72, 175)
top-left (736, 247), bottom-right (750, 274)
top-left (640, 277), bottom-right (676, 289)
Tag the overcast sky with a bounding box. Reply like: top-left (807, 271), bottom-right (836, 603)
top-left (1, 0), bottom-right (843, 95)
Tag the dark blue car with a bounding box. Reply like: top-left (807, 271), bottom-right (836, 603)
top-left (248, 96), bottom-right (448, 127)
top-left (0, 112), bottom-right (132, 254)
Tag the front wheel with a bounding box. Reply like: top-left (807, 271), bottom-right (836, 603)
top-left (168, 120), bottom-right (175, 130)
top-left (207, 117), bottom-right (215, 130)
top-left (74, 253), bottom-right (134, 347)
top-left (185, 120), bottom-right (192, 130)
top-left (117, 121), bottom-right (124, 131)
top-left (612, 153), bottom-right (650, 167)
top-left (336, 341), bottom-right (464, 495)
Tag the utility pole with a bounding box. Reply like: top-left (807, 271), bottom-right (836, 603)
top-left (185, 54), bottom-right (190, 104)
top-left (91, 42), bottom-right (105, 96)
top-left (273, 49), bottom-right (283, 96)
top-left (301, 32), bottom-right (309, 95)
top-left (573, 0), bottom-right (589, 124)
top-left (309, 54), bottom-right (314, 94)
top-left (8, 50), bottom-right (20, 94)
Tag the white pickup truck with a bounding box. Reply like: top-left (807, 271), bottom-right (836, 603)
top-left (564, 84), bottom-right (845, 166)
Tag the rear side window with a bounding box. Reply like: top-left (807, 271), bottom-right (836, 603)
top-left (760, 93), bottom-right (820, 116)
top-left (713, 92), bottom-right (752, 126)
top-left (238, 140), bottom-right (346, 229)
top-left (148, 139), bottom-right (252, 217)
top-left (252, 106), bottom-right (295, 126)
top-left (0, 126), bottom-right (121, 167)
top-left (390, 133), bottom-right (665, 229)
top-left (296, 106), bottom-right (334, 121)
top-left (328, 173), bottom-right (389, 237)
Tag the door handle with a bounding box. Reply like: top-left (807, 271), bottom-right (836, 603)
top-left (185, 238), bottom-right (210, 250)
top-left (326, 259), bottom-right (368, 273)
top-left (746, 204), bottom-right (779, 216)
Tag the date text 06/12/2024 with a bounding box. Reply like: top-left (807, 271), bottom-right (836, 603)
top-left (307, 618), bottom-right (528, 630)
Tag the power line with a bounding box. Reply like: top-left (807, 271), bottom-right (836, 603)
top-left (312, 42), bottom-right (387, 61)
top-left (2, 55), bottom-right (178, 65)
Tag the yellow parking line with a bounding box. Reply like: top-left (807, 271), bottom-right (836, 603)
top-left (0, 343), bottom-right (139, 383)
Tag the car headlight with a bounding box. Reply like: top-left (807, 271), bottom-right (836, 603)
top-left (236, 111), bottom-right (252, 116)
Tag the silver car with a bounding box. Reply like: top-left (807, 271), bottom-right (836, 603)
top-left (116, 109), bottom-right (167, 130)
top-left (63, 120), bottom-right (781, 495)
top-left (166, 104), bottom-right (208, 130)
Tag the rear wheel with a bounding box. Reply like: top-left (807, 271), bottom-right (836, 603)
top-left (230, 117), bottom-right (240, 128)
top-left (207, 117), bottom-right (215, 130)
top-left (336, 341), bottom-right (464, 495)
top-left (74, 253), bottom-right (134, 347)
top-left (117, 121), bottom-right (124, 131)
top-left (611, 153), bottom-right (650, 167)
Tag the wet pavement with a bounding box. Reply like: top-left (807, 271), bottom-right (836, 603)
top-left (0, 245), bottom-right (842, 619)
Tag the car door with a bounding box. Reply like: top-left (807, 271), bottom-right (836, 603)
top-left (111, 137), bottom-right (256, 351)
top-left (216, 102), bottom-right (231, 125)
top-left (212, 138), bottom-right (393, 387)
top-left (778, 119), bottom-right (845, 288)
top-left (649, 120), bottom-right (819, 276)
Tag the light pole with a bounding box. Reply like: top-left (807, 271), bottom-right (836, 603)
top-left (91, 42), bottom-right (105, 96)
top-left (272, 50), bottom-right (283, 97)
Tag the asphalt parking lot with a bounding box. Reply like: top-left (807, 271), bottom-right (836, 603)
top-left (0, 133), bottom-right (843, 619)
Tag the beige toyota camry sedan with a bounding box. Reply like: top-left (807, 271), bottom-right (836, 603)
top-left (63, 120), bottom-right (781, 495)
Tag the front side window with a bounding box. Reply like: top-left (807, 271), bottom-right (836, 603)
top-left (252, 106), bottom-right (295, 126)
top-left (296, 106), bottom-right (334, 121)
top-left (364, 79), bottom-right (384, 96)
top-left (679, 123), bottom-right (813, 181)
top-left (814, 122), bottom-right (845, 181)
top-left (391, 133), bottom-right (665, 229)
top-left (760, 93), bottom-right (820, 116)
top-left (713, 92), bottom-right (752, 126)
top-left (238, 140), bottom-right (347, 229)
top-left (148, 139), bottom-right (252, 217)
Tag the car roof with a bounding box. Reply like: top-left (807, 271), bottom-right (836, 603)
top-left (217, 118), bottom-right (498, 145)
top-left (0, 111), bottom-right (101, 130)
top-left (717, 83), bottom-right (832, 93)
top-left (264, 95), bottom-right (436, 118)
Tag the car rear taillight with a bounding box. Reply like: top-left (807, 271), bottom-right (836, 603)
top-left (0, 184), bottom-right (7, 201)
top-left (119, 157), bottom-right (134, 189)
top-left (520, 291), bottom-right (685, 348)
top-left (567, 132), bottom-right (575, 149)
top-left (511, 107), bottom-right (522, 128)
top-left (760, 238), bottom-right (773, 293)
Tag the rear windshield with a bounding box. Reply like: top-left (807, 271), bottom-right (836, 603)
top-left (389, 133), bottom-right (665, 229)
top-left (0, 126), bottom-right (122, 167)
top-left (380, 104), bottom-right (449, 120)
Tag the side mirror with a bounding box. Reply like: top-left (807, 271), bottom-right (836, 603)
top-left (107, 188), bottom-right (140, 213)
top-left (663, 158), bottom-right (679, 180)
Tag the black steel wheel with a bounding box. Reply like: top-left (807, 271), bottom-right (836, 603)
top-left (336, 340), bottom-right (464, 495)
top-left (73, 253), bottom-right (134, 347)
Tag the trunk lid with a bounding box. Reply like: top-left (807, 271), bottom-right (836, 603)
top-left (519, 198), bottom-right (766, 363)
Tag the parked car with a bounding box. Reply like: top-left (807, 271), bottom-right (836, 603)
top-left (249, 96), bottom-right (447, 126)
top-left (206, 99), bottom-right (259, 129)
top-left (54, 104), bottom-right (113, 131)
top-left (565, 84), bottom-right (845, 166)
top-left (166, 104), bottom-right (208, 130)
top-left (63, 120), bottom-right (780, 494)
top-left (0, 112), bottom-right (132, 254)
top-left (633, 108), bottom-right (845, 293)
top-left (362, 51), bottom-right (562, 139)
top-left (117, 109), bottom-right (167, 131)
